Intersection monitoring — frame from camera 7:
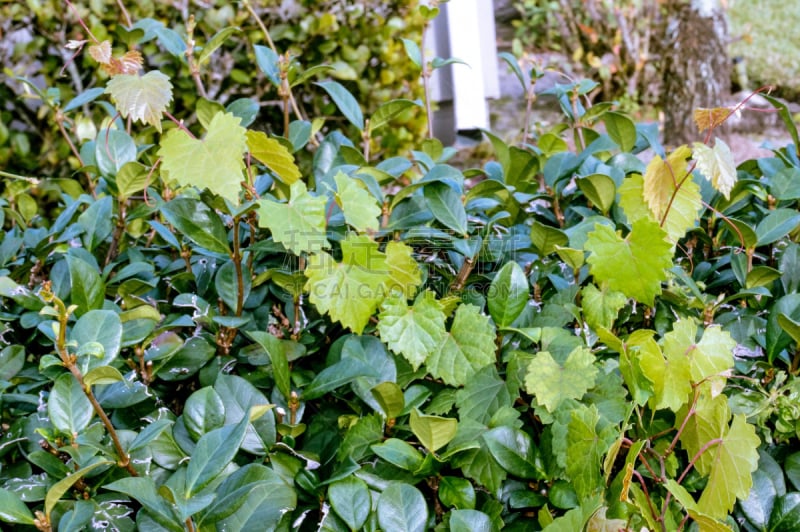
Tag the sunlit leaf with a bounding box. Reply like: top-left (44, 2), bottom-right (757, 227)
top-left (642, 145), bottom-right (691, 220)
top-left (697, 415), bottom-right (760, 519)
top-left (693, 138), bottom-right (737, 199)
top-left (105, 71), bottom-right (173, 132)
top-left (158, 112), bottom-right (246, 204)
top-left (334, 171), bottom-right (381, 232)
top-left (378, 291), bottom-right (446, 370)
top-left (246, 130), bottom-right (301, 185)
top-left (257, 180), bottom-right (328, 255)
top-left (305, 234), bottom-right (389, 334)
top-left (585, 218), bottom-right (672, 306)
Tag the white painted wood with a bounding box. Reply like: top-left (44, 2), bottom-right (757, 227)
top-left (445, 0), bottom-right (491, 130)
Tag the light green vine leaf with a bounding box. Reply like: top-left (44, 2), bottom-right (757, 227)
top-left (638, 331), bottom-right (692, 412)
top-left (378, 290), bottom-right (446, 370)
top-left (664, 479), bottom-right (733, 532)
top-left (305, 234), bottom-right (389, 334)
top-left (581, 283), bottom-right (626, 331)
top-left (257, 180), bottom-right (328, 255)
top-left (663, 319), bottom-right (736, 394)
top-left (697, 415), bottom-right (760, 519)
top-left (585, 218), bottom-right (672, 306)
top-left (426, 304), bottom-right (496, 387)
top-left (693, 138), bottom-right (737, 200)
top-left (334, 171), bottom-right (381, 232)
top-left (678, 389), bottom-right (729, 477)
top-left (158, 112), bottom-right (246, 205)
top-left (384, 240), bottom-right (422, 297)
top-left (525, 347), bottom-right (598, 413)
top-left (105, 70), bottom-right (173, 132)
top-left (566, 405), bottom-right (618, 499)
top-left (246, 130), bottom-right (301, 184)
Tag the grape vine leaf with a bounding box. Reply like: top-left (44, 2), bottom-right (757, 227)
top-left (257, 180), bottom-right (328, 255)
top-left (677, 389), bottom-right (729, 477)
top-left (581, 283), bottom-right (626, 331)
top-left (584, 218), bottom-right (672, 306)
top-left (378, 291), bottom-right (447, 370)
top-left (691, 325), bottom-right (736, 388)
top-left (106, 71), bottom-right (173, 132)
top-left (426, 304), bottom-right (496, 387)
top-left (694, 107), bottom-right (733, 133)
top-left (158, 112), bottom-right (246, 204)
top-left (246, 130), bottom-right (301, 185)
top-left (697, 414), bottom-right (760, 519)
top-left (334, 172), bottom-right (381, 233)
top-left (524, 347), bottom-right (598, 413)
top-left (456, 365), bottom-right (513, 425)
top-left (642, 145), bottom-right (691, 219)
top-left (566, 405), bottom-right (618, 499)
top-left (663, 319), bottom-right (735, 394)
top-left (384, 241), bottom-right (422, 297)
top-left (619, 330), bottom-right (657, 406)
top-left (305, 234), bottom-right (389, 334)
top-left (638, 331), bottom-right (692, 412)
top-left (664, 479), bottom-right (733, 532)
top-left (619, 172), bottom-right (702, 244)
top-left (693, 138), bottom-right (737, 200)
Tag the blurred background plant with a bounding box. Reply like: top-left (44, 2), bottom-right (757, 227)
top-left (508, 0), bottom-right (800, 114)
top-left (0, 0), bottom-right (426, 180)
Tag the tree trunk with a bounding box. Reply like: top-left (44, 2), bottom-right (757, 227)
top-left (662, 0), bottom-right (731, 146)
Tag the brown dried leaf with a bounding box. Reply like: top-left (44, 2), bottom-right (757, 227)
top-left (101, 51), bottom-right (143, 76)
top-left (693, 107), bottom-right (732, 133)
top-left (88, 40), bottom-right (112, 64)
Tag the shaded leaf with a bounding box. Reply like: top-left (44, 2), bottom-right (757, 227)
top-left (525, 347), bottom-right (597, 413)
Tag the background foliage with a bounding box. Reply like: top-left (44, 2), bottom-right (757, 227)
top-left (2, 2), bottom-right (800, 532)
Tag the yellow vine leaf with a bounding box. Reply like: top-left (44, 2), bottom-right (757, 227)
top-left (693, 138), bottom-right (737, 199)
top-left (105, 71), bottom-right (173, 132)
top-left (642, 145), bottom-right (691, 220)
top-left (246, 130), bottom-right (301, 185)
top-left (693, 107), bottom-right (732, 133)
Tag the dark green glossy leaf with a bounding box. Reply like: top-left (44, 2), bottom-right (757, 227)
top-left (183, 386), bottom-right (225, 441)
top-left (72, 309), bottom-right (122, 369)
top-left (184, 411), bottom-right (251, 496)
top-left (66, 255), bottom-right (105, 316)
top-left (0, 487), bottom-right (35, 525)
top-left (95, 129), bottom-right (137, 176)
top-left (769, 492), bottom-right (800, 532)
top-left (424, 182), bottom-right (467, 235)
top-left (756, 208), bottom-right (800, 246)
top-left (371, 438), bottom-right (424, 471)
top-left (439, 476), bottom-right (476, 510)
top-left (328, 476), bottom-right (371, 530)
top-left (316, 81), bottom-right (364, 131)
top-left (488, 261), bottom-right (529, 328)
top-left (377, 483), bottom-right (428, 532)
top-left (48, 373), bottom-right (93, 434)
top-left (161, 197), bottom-right (231, 254)
top-left (449, 509), bottom-right (494, 532)
top-left (483, 426), bottom-right (544, 480)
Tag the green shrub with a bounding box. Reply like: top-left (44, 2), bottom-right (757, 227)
top-left (2, 3), bottom-right (800, 531)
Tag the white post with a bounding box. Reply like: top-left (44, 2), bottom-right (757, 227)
top-left (445, 0), bottom-right (493, 131)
